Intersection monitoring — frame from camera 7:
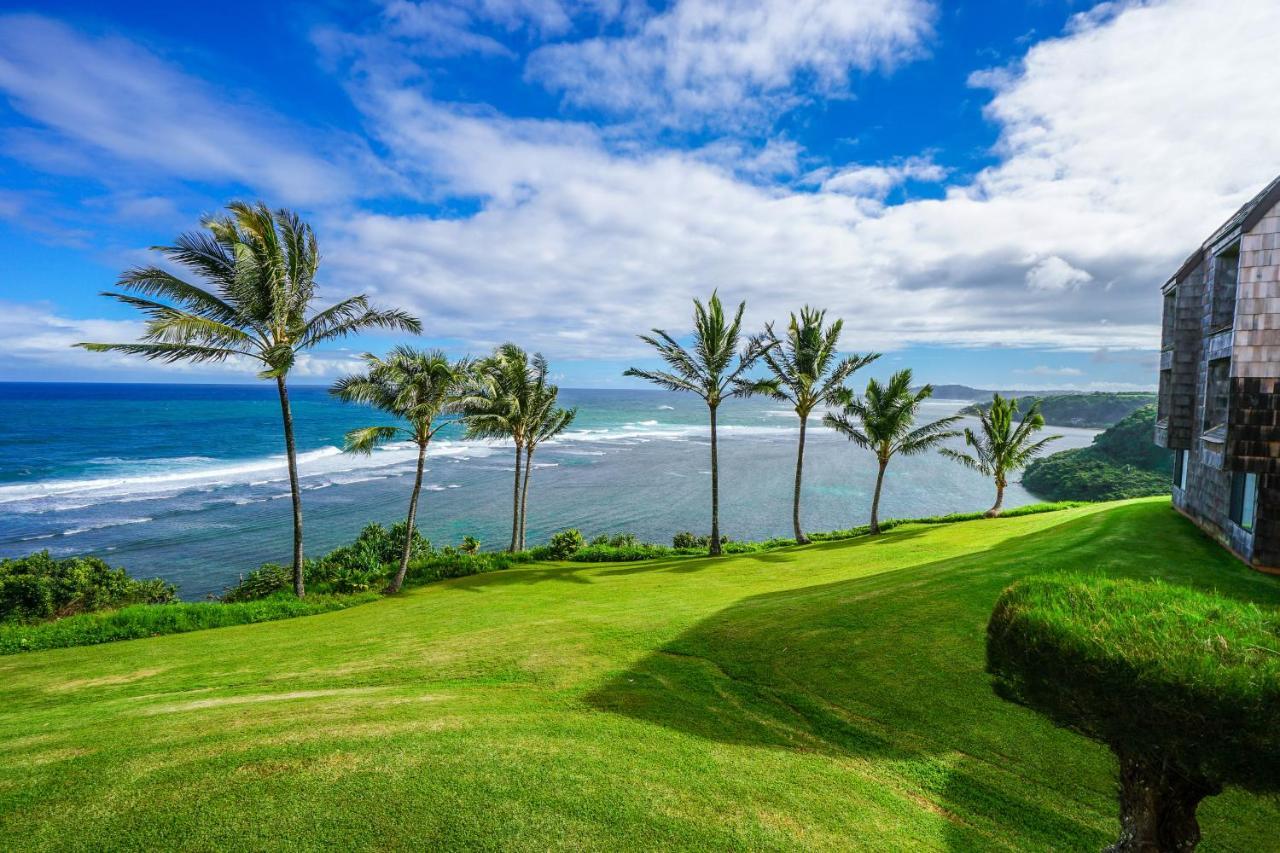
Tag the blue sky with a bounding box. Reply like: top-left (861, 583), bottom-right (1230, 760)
top-left (1, 0), bottom-right (1278, 389)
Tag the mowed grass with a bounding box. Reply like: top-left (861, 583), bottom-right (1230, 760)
top-left (1, 498), bottom-right (1277, 851)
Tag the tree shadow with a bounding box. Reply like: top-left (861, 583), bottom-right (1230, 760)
top-left (584, 504), bottom-right (1280, 849)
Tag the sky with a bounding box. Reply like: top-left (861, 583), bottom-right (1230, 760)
top-left (0, 0), bottom-right (1278, 390)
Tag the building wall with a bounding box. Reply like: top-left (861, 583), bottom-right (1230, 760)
top-left (1165, 198), bottom-right (1280, 571)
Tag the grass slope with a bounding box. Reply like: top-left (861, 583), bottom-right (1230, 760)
top-left (1, 499), bottom-right (1276, 851)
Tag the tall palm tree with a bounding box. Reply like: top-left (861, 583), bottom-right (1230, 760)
top-left (461, 344), bottom-right (546, 552)
top-left (76, 202), bottom-right (421, 596)
top-left (939, 394), bottom-right (1062, 517)
top-left (624, 292), bottom-right (771, 556)
top-left (331, 347), bottom-right (471, 594)
top-left (751, 306), bottom-right (879, 543)
top-left (518, 388), bottom-right (577, 551)
top-left (824, 369), bottom-right (963, 534)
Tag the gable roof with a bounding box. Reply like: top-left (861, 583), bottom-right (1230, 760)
top-left (1165, 172), bottom-right (1280, 288)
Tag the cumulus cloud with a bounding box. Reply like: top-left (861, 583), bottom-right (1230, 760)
top-left (819, 157), bottom-right (946, 198)
top-left (0, 14), bottom-right (380, 205)
top-left (1024, 256), bottom-right (1093, 292)
top-left (1015, 365), bottom-right (1086, 377)
top-left (526, 0), bottom-right (935, 128)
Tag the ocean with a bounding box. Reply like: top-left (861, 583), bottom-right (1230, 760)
top-left (0, 382), bottom-right (1100, 599)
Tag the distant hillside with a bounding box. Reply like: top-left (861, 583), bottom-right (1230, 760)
top-left (1022, 406), bottom-right (1171, 502)
top-left (960, 392), bottom-right (1157, 429)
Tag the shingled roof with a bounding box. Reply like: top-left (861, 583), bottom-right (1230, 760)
top-left (1168, 172), bottom-right (1280, 286)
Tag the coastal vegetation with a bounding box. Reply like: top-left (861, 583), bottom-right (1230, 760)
top-left (941, 394), bottom-right (1062, 516)
top-left (824, 369), bottom-right (962, 533)
top-left (0, 551), bottom-right (175, 622)
top-left (625, 292), bottom-right (772, 555)
top-left (2, 500), bottom-right (1277, 849)
top-left (752, 306), bottom-right (878, 544)
top-left (961, 391), bottom-right (1157, 429)
top-left (331, 347), bottom-right (472, 593)
top-left (75, 202), bottom-right (421, 598)
top-left (988, 575), bottom-right (1280, 851)
top-left (1023, 405), bottom-right (1172, 502)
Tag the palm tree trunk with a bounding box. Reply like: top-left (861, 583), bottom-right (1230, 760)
top-left (987, 473), bottom-right (1006, 518)
top-left (792, 414), bottom-right (809, 544)
top-left (387, 440), bottom-right (427, 595)
top-left (709, 404), bottom-right (722, 556)
top-left (509, 442), bottom-right (524, 553)
top-left (519, 445), bottom-right (534, 551)
top-left (870, 457), bottom-right (888, 534)
top-left (275, 376), bottom-right (305, 598)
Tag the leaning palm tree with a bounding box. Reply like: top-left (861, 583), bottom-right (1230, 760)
top-left (331, 347), bottom-right (471, 594)
top-left (939, 394), bottom-right (1062, 517)
top-left (824, 369), bottom-right (963, 533)
top-left (461, 344), bottom-right (546, 552)
top-left (750, 306), bottom-right (878, 543)
top-left (518, 389), bottom-right (577, 550)
top-left (624, 292), bottom-right (771, 556)
top-left (76, 202), bottom-right (421, 597)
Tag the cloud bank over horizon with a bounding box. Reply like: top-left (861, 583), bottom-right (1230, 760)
top-left (0, 0), bottom-right (1277, 390)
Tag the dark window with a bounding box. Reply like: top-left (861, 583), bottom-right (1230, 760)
top-left (1211, 245), bottom-right (1239, 331)
top-left (1172, 450), bottom-right (1188, 489)
top-left (1158, 369), bottom-right (1173, 424)
top-left (1204, 358), bottom-right (1230, 433)
top-left (1230, 472), bottom-right (1258, 531)
top-left (1162, 289), bottom-right (1177, 346)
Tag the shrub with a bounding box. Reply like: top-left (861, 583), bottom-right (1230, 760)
top-left (987, 576), bottom-right (1280, 851)
top-left (0, 551), bottom-right (176, 622)
top-left (460, 536), bottom-right (480, 555)
top-left (548, 529), bottom-right (585, 559)
top-left (671, 531), bottom-right (700, 549)
top-left (570, 543), bottom-right (675, 562)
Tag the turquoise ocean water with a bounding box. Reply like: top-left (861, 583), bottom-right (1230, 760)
top-left (0, 383), bottom-right (1099, 598)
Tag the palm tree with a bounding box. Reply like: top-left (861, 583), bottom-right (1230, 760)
top-left (518, 388), bottom-right (577, 550)
top-left (461, 344), bottom-right (546, 552)
top-left (823, 369), bottom-right (963, 533)
top-left (624, 292), bottom-right (771, 556)
top-left (751, 306), bottom-right (878, 543)
top-left (76, 202), bottom-right (421, 596)
top-left (331, 347), bottom-right (471, 594)
top-left (939, 394), bottom-right (1062, 517)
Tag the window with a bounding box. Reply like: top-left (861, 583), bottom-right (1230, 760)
top-left (1211, 244), bottom-right (1239, 331)
top-left (1203, 358), bottom-right (1230, 434)
top-left (1230, 472), bottom-right (1258, 532)
top-left (1172, 450), bottom-right (1188, 489)
top-left (1162, 289), bottom-right (1177, 346)
top-left (1158, 369), bottom-right (1173, 424)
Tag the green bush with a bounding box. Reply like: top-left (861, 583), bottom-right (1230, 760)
top-left (0, 593), bottom-right (375, 655)
top-left (671, 531), bottom-right (729, 549)
top-left (548, 529), bottom-right (585, 559)
top-left (987, 576), bottom-right (1280, 851)
top-left (0, 551), bottom-right (176, 622)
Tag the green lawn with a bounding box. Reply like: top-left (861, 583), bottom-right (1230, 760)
top-left (2, 498), bottom-right (1277, 850)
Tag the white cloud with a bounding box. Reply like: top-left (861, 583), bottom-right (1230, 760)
top-left (819, 157), bottom-right (946, 198)
top-left (1015, 365), bottom-right (1086, 377)
top-left (526, 0), bottom-right (935, 128)
top-left (0, 14), bottom-right (379, 205)
top-left (1024, 256), bottom-right (1093, 292)
top-left (329, 0), bottom-right (1280, 358)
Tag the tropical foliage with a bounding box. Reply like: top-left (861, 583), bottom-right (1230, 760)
top-left (751, 306), bottom-right (878, 543)
top-left (76, 202), bottom-right (421, 597)
top-left (824, 369), bottom-right (962, 533)
top-left (0, 551), bottom-right (175, 623)
top-left (1023, 406), bottom-right (1170, 502)
top-left (517, 377), bottom-right (576, 551)
top-left (941, 394), bottom-right (1061, 516)
top-left (988, 575), bottom-right (1280, 851)
top-left (961, 392), bottom-right (1156, 429)
top-left (625, 292), bottom-right (771, 555)
top-left (332, 347), bottom-right (472, 593)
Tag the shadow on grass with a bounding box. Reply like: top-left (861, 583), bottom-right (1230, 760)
top-left (584, 503), bottom-right (1280, 850)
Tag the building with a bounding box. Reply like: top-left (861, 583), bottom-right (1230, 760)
top-left (1156, 174), bottom-right (1280, 573)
